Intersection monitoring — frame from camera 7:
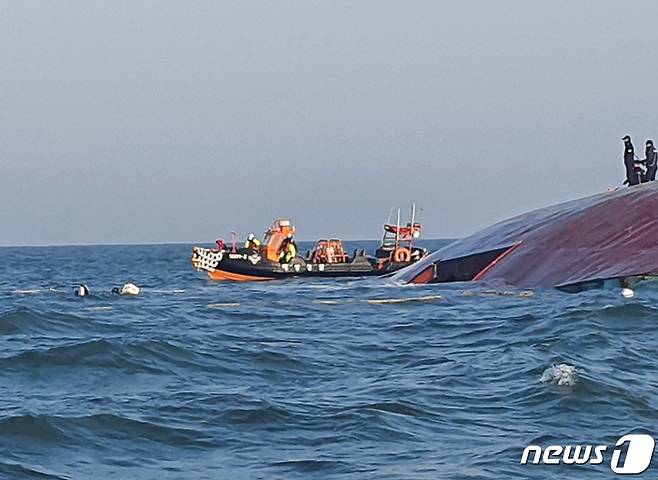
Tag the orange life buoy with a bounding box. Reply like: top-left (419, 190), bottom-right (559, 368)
top-left (393, 247), bottom-right (411, 262)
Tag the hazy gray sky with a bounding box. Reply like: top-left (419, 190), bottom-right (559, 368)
top-left (2, 1), bottom-right (657, 245)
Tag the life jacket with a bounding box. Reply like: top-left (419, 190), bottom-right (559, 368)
top-left (279, 239), bottom-right (296, 262)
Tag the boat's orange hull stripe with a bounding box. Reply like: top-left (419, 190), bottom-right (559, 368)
top-left (208, 269), bottom-right (273, 282)
top-left (473, 241), bottom-right (524, 282)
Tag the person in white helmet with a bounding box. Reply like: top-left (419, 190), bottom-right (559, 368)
top-left (244, 233), bottom-right (261, 252)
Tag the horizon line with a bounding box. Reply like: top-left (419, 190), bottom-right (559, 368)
top-left (0, 241), bottom-right (204, 248)
top-left (0, 237), bottom-right (454, 248)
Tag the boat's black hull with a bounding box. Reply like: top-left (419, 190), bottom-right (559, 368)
top-left (192, 248), bottom-right (418, 281)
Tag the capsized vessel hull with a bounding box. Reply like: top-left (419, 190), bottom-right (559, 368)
top-left (392, 183), bottom-right (658, 289)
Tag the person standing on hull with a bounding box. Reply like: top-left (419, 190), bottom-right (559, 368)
top-left (645, 139), bottom-right (657, 182)
top-left (622, 135), bottom-right (639, 186)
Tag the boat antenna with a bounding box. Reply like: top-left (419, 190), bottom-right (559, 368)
top-left (395, 207), bottom-right (401, 251)
top-left (386, 206), bottom-right (393, 225)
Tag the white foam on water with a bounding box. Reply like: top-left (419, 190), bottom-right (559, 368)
top-left (259, 341), bottom-right (302, 348)
top-left (84, 306), bottom-right (113, 312)
top-left (14, 289), bottom-right (41, 295)
top-left (307, 285), bottom-right (349, 291)
top-left (366, 295), bottom-right (443, 305)
top-left (541, 363), bottom-right (578, 387)
top-left (146, 289), bottom-right (186, 294)
top-left (208, 303), bottom-right (240, 309)
top-left (313, 299), bottom-right (341, 305)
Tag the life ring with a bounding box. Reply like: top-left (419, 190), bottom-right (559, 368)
top-left (393, 247), bottom-right (411, 262)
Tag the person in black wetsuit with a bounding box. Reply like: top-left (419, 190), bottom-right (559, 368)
top-left (623, 135), bottom-right (639, 186)
top-left (644, 139), bottom-right (657, 182)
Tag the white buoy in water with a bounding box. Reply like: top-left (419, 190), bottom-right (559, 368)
top-left (622, 288), bottom-right (635, 299)
top-left (74, 284), bottom-right (90, 297)
top-left (120, 283), bottom-right (140, 296)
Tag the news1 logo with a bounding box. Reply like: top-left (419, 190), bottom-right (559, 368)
top-left (521, 434), bottom-right (655, 474)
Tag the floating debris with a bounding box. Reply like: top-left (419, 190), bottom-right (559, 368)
top-left (112, 283), bottom-right (141, 296)
top-left (481, 290), bottom-right (516, 297)
top-left (459, 289), bottom-right (534, 298)
top-left (74, 284), bottom-right (90, 297)
top-left (120, 283), bottom-right (140, 296)
top-left (621, 288), bottom-right (635, 299)
top-left (541, 363), bottom-right (578, 387)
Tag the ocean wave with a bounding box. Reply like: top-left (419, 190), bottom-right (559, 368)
top-left (70, 413), bottom-right (212, 447)
top-left (598, 303), bottom-right (658, 318)
top-left (0, 413), bottom-right (211, 448)
top-left (341, 401), bottom-right (434, 418)
top-left (0, 308), bottom-right (108, 336)
top-left (270, 459), bottom-right (349, 473)
top-left (0, 414), bottom-right (68, 442)
top-left (222, 402), bottom-right (293, 427)
top-left (0, 460), bottom-right (69, 480)
top-left (0, 338), bottom-right (219, 374)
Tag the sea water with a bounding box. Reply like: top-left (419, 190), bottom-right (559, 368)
top-left (1, 241), bottom-right (657, 479)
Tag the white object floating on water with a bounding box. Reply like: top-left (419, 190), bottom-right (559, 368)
top-left (74, 284), bottom-right (90, 297)
top-left (120, 283), bottom-right (141, 296)
top-left (621, 288), bottom-right (635, 298)
top-left (540, 363), bottom-right (577, 387)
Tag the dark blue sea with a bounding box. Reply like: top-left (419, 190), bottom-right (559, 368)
top-left (1, 240), bottom-right (657, 479)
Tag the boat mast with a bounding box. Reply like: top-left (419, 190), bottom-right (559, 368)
top-left (409, 202), bottom-right (416, 251)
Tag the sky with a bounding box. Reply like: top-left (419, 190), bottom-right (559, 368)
top-left (2, 0), bottom-right (658, 245)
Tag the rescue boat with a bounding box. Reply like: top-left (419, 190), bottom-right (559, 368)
top-left (192, 207), bottom-right (427, 281)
